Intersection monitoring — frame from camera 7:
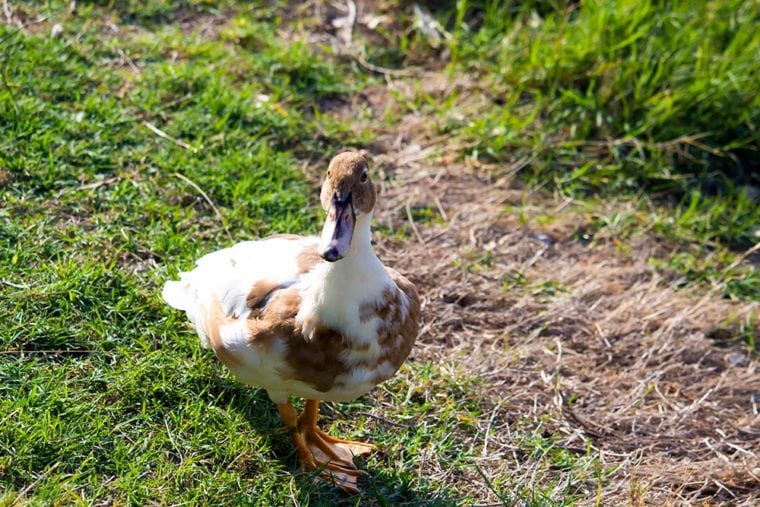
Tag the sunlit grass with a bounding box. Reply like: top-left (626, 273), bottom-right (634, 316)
top-left (371, 0), bottom-right (759, 298)
top-left (1, 0), bottom-right (757, 505)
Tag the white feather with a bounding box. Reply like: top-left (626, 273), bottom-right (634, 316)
top-left (162, 236), bottom-right (317, 334)
top-left (296, 213), bottom-right (392, 343)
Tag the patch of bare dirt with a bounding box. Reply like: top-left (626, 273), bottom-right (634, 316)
top-left (175, 10), bottom-right (230, 38)
top-left (221, 3), bottom-right (760, 499)
top-left (357, 101), bottom-right (760, 504)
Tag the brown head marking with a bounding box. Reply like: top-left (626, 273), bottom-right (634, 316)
top-left (320, 152), bottom-right (376, 215)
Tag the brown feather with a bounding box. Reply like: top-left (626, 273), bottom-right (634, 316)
top-left (201, 296), bottom-right (245, 368)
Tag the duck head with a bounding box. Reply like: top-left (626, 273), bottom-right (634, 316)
top-left (319, 152), bottom-right (376, 262)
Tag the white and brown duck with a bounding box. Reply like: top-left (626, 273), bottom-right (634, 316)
top-left (162, 152), bottom-right (420, 493)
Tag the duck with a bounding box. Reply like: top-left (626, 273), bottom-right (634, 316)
top-left (162, 152), bottom-right (420, 493)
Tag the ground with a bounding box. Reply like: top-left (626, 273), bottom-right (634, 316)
top-left (1, 1), bottom-right (758, 506)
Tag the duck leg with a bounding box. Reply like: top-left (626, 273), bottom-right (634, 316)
top-left (276, 400), bottom-right (374, 493)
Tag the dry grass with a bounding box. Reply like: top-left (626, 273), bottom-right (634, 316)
top-left (288, 13), bottom-right (760, 494)
top-left (354, 104), bottom-right (760, 504)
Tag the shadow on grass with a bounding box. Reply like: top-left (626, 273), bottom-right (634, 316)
top-left (211, 377), bottom-right (462, 506)
top-left (297, 467), bottom-right (462, 507)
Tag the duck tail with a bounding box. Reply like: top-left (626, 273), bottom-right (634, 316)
top-left (162, 279), bottom-right (195, 312)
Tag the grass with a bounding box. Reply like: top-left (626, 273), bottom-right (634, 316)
top-left (1, 0), bottom-right (758, 505)
top-left (382, 0), bottom-right (760, 264)
top-left (0, 2), bottom-right (500, 504)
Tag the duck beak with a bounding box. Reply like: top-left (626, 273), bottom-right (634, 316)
top-left (320, 193), bottom-right (355, 262)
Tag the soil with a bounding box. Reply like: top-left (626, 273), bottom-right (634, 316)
top-left (361, 99), bottom-right (759, 505)
top-left (279, 7), bottom-right (760, 501)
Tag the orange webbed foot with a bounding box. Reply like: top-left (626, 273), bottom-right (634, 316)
top-left (278, 399), bottom-right (376, 493)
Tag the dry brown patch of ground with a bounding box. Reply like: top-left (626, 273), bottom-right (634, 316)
top-left (78, 2), bottom-right (755, 501)
top-left (352, 99), bottom-right (759, 504)
top-left (276, 8), bottom-right (759, 501)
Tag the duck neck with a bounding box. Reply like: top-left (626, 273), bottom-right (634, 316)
top-left (349, 212), bottom-right (374, 257)
top-left (325, 212), bottom-right (380, 276)
top-left (305, 212), bottom-right (388, 331)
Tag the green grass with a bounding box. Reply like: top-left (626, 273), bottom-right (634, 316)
top-left (368, 0), bottom-right (759, 299)
top-left (380, 0), bottom-right (760, 247)
top-left (1, 0), bottom-right (758, 505)
top-left (0, 2), bottom-right (367, 504)
top-left (0, 2), bottom-right (508, 504)
top-left (408, 0), bottom-right (759, 184)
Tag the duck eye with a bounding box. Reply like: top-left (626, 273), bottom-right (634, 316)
top-left (360, 170), bottom-right (368, 183)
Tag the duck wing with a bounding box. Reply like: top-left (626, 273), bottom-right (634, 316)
top-left (162, 235), bottom-right (321, 344)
